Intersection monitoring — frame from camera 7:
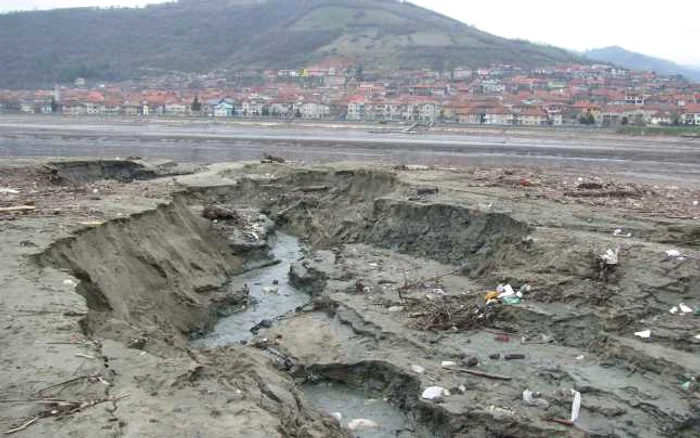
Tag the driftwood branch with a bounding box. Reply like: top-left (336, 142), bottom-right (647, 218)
top-left (5, 417), bottom-right (39, 435)
top-left (457, 368), bottom-right (512, 381)
top-left (0, 206), bottom-right (36, 214)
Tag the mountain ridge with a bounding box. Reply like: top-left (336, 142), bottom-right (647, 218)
top-left (0, 0), bottom-right (580, 88)
top-left (585, 46), bottom-right (700, 82)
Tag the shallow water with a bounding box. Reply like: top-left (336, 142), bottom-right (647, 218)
top-left (191, 232), bottom-right (309, 347)
top-left (303, 381), bottom-right (413, 438)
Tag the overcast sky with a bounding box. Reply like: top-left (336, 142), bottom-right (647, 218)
top-left (2, 0), bottom-right (699, 67)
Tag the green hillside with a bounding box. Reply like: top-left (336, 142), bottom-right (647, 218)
top-left (0, 0), bottom-right (581, 88)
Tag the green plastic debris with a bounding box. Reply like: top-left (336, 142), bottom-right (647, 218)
top-left (681, 381), bottom-right (693, 392)
top-left (502, 296), bottom-right (522, 305)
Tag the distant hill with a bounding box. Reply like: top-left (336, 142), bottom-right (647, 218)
top-left (585, 46), bottom-right (700, 82)
top-left (0, 0), bottom-right (580, 88)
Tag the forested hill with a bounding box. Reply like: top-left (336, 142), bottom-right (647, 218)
top-left (0, 0), bottom-right (580, 88)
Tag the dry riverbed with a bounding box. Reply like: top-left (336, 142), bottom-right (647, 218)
top-left (1, 157), bottom-right (699, 437)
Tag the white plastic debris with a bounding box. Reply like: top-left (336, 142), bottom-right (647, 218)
top-left (410, 364), bottom-right (425, 374)
top-left (612, 228), bottom-right (632, 238)
top-left (600, 248), bottom-right (619, 265)
top-left (570, 390), bottom-right (582, 422)
top-left (458, 384), bottom-right (467, 394)
top-left (497, 284), bottom-right (516, 298)
top-left (441, 361), bottom-right (457, 369)
top-left (634, 330), bottom-right (651, 339)
top-left (576, 355), bottom-right (585, 360)
top-left (0, 188), bottom-right (19, 195)
top-left (347, 419), bottom-right (379, 431)
top-left (666, 249), bottom-right (682, 258)
top-left (488, 405), bottom-right (514, 418)
top-left (388, 306), bottom-right (404, 313)
top-left (63, 279), bottom-right (77, 287)
top-left (523, 389), bottom-right (549, 409)
top-left (405, 164), bottom-right (429, 171)
top-left (330, 412), bottom-right (342, 423)
top-left (421, 386), bottom-right (447, 400)
top-left (680, 303), bottom-right (693, 314)
top-left (695, 334), bottom-right (700, 340)
top-left (670, 306), bottom-right (679, 315)
top-left (262, 286), bottom-right (278, 294)
top-left (694, 201), bottom-right (699, 206)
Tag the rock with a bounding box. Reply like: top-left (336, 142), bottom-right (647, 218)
top-left (263, 286), bottom-right (279, 294)
top-left (330, 412), bottom-right (342, 423)
top-left (388, 306), bottom-right (404, 313)
top-left (461, 356), bottom-right (479, 367)
top-left (202, 204), bottom-right (240, 221)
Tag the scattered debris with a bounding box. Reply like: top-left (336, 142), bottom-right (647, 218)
top-left (504, 353), bottom-right (525, 361)
top-left (570, 390), bottom-right (582, 422)
top-left (441, 361), bottom-right (457, 369)
top-left (416, 186), bottom-right (439, 196)
top-left (523, 389), bottom-right (549, 409)
top-left (250, 319), bottom-right (273, 334)
top-left (388, 305), bottom-right (404, 313)
top-left (634, 330), bottom-right (651, 339)
top-left (421, 386), bottom-right (448, 401)
top-left (461, 356), bottom-right (478, 368)
top-left (600, 247), bottom-right (619, 265)
top-left (680, 303), bottom-right (693, 314)
top-left (347, 418), bottom-right (379, 431)
top-left (5, 417), bottom-right (38, 435)
top-left (488, 405), bottom-right (515, 418)
top-left (0, 188), bottom-right (20, 195)
top-left (355, 279), bottom-right (370, 294)
top-left (613, 228), bottom-right (632, 238)
top-left (494, 334), bottom-right (510, 343)
top-left (458, 368), bottom-right (512, 381)
top-left (577, 182), bottom-right (604, 190)
top-left (330, 412), bottom-right (342, 423)
top-left (411, 296), bottom-right (493, 332)
top-left (0, 205), bottom-right (36, 214)
top-left (260, 154), bottom-right (286, 164)
top-left (410, 364), bottom-right (425, 374)
top-left (489, 353), bottom-right (501, 360)
top-left (202, 204), bottom-right (240, 221)
top-left (127, 336), bottom-right (148, 350)
top-left (502, 296), bottom-right (522, 305)
top-left (395, 164), bottom-right (429, 171)
top-left (262, 286), bottom-right (279, 294)
top-left (62, 279), bottom-right (77, 287)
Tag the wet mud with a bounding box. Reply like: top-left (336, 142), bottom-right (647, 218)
top-left (1, 158), bottom-right (699, 437)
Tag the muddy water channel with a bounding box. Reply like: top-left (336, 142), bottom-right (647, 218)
top-left (192, 232), bottom-right (308, 347)
top-left (193, 232), bottom-right (414, 435)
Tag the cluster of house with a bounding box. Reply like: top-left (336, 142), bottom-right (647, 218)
top-left (1, 61), bottom-right (699, 127)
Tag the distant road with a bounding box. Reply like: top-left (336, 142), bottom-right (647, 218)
top-left (1, 116), bottom-right (699, 186)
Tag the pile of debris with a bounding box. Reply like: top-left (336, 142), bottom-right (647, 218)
top-left (409, 296), bottom-right (498, 332)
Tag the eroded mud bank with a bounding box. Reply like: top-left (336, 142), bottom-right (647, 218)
top-left (4, 160), bottom-right (699, 437)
